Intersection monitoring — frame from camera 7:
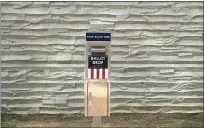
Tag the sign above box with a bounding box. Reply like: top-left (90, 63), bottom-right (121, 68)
top-left (86, 32), bottom-right (111, 41)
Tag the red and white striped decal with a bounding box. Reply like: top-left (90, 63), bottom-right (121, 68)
top-left (88, 68), bottom-right (108, 79)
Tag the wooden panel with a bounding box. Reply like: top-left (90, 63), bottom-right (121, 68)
top-left (86, 82), bottom-right (108, 116)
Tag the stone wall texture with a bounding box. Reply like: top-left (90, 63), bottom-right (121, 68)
top-left (1, 2), bottom-right (203, 115)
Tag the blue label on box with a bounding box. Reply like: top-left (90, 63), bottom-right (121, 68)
top-left (86, 32), bottom-right (111, 41)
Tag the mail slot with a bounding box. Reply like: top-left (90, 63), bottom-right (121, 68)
top-left (91, 46), bottom-right (106, 53)
top-left (84, 32), bottom-right (111, 117)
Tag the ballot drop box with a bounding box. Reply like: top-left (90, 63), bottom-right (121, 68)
top-left (84, 32), bottom-right (111, 117)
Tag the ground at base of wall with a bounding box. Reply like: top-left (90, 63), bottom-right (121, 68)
top-left (1, 113), bottom-right (203, 128)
